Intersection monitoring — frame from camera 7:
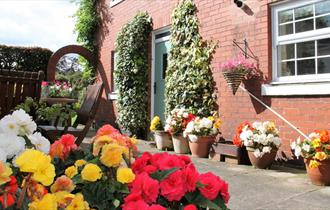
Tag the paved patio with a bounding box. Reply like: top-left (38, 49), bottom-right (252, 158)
top-left (136, 140), bottom-right (330, 210)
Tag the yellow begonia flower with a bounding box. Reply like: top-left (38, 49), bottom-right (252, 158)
top-left (81, 163), bottom-right (102, 182)
top-left (150, 116), bottom-right (162, 131)
top-left (208, 116), bottom-right (215, 121)
top-left (309, 160), bottom-right (320, 169)
top-left (315, 152), bottom-right (328, 161)
top-left (0, 161), bottom-right (12, 185)
top-left (100, 143), bottom-right (124, 167)
top-left (16, 149), bottom-right (55, 186)
top-left (50, 175), bottom-right (75, 193)
top-left (214, 118), bottom-right (222, 129)
top-left (66, 193), bottom-right (90, 210)
top-left (311, 138), bottom-right (321, 148)
top-left (54, 191), bottom-right (72, 208)
top-left (74, 159), bottom-right (87, 167)
top-left (117, 168), bottom-right (135, 184)
top-left (29, 193), bottom-right (57, 210)
top-left (65, 166), bottom-right (78, 179)
top-left (92, 135), bottom-right (114, 156)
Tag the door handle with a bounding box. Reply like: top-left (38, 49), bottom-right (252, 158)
top-left (154, 82), bottom-right (157, 94)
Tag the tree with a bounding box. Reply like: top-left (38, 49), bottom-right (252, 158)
top-left (165, 0), bottom-right (218, 117)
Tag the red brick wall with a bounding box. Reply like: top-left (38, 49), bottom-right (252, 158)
top-left (96, 0), bottom-right (330, 160)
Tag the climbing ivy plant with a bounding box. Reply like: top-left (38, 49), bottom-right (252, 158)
top-left (115, 12), bottom-right (152, 137)
top-left (165, 0), bottom-right (218, 117)
top-left (72, 0), bottom-right (100, 53)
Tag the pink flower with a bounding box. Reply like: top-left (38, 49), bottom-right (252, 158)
top-left (182, 163), bottom-right (199, 192)
top-left (148, 205), bottom-right (166, 210)
top-left (160, 170), bottom-right (186, 201)
top-left (184, 204), bottom-right (197, 210)
top-left (198, 172), bottom-right (221, 201)
top-left (154, 153), bottom-right (186, 170)
top-left (130, 172), bottom-right (159, 204)
top-left (41, 81), bottom-right (48, 86)
top-left (132, 152), bottom-right (152, 174)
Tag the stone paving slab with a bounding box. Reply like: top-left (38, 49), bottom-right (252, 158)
top-left (136, 140), bottom-right (330, 210)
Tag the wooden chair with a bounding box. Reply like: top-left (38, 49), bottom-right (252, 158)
top-left (38, 83), bottom-right (104, 145)
top-left (0, 70), bottom-right (44, 118)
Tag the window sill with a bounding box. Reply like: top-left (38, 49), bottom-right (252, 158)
top-left (110, 0), bottom-right (123, 7)
top-left (261, 82), bottom-right (330, 96)
top-left (108, 92), bottom-right (117, 100)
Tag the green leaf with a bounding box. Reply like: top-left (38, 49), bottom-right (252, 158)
top-left (150, 168), bottom-right (179, 181)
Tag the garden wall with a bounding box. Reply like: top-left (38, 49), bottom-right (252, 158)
top-left (96, 0), bottom-right (328, 161)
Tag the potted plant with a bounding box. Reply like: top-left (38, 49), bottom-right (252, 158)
top-left (150, 116), bottom-right (173, 150)
top-left (183, 116), bottom-right (222, 158)
top-left (165, 108), bottom-right (193, 154)
top-left (291, 130), bottom-right (330, 186)
top-left (235, 121), bottom-right (281, 169)
top-left (47, 80), bottom-right (74, 98)
top-left (221, 53), bottom-right (256, 95)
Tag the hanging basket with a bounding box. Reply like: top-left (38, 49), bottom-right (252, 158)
top-left (223, 71), bottom-right (247, 95)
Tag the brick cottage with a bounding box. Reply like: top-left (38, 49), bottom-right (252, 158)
top-left (95, 0), bottom-right (330, 162)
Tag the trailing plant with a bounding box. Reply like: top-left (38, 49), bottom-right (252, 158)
top-left (72, 0), bottom-right (100, 53)
top-left (115, 12), bottom-right (152, 137)
top-left (165, 0), bottom-right (218, 117)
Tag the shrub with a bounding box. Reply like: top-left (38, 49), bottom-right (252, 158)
top-left (115, 12), bottom-right (152, 137)
top-left (165, 0), bottom-right (217, 117)
top-left (0, 45), bottom-right (52, 77)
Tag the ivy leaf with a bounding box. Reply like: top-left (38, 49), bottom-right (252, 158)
top-left (150, 168), bottom-right (179, 181)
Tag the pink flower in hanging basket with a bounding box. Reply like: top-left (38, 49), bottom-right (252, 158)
top-left (220, 53), bottom-right (256, 75)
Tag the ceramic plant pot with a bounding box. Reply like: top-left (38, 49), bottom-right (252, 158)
top-left (305, 159), bottom-right (330, 186)
top-left (172, 134), bottom-right (190, 154)
top-left (246, 147), bottom-right (277, 169)
top-left (188, 135), bottom-right (214, 158)
top-left (154, 131), bottom-right (173, 150)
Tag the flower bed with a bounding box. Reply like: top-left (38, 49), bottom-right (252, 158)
top-left (0, 109), bottom-right (230, 209)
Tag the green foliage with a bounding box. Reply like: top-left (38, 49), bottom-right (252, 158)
top-left (0, 45), bottom-right (52, 77)
top-left (115, 12), bottom-right (152, 137)
top-left (72, 0), bottom-right (100, 52)
top-left (165, 0), bottom-right (218, 117)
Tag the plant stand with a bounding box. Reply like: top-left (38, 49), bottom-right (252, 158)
top-left (209, 141), bottom-right (250, 165)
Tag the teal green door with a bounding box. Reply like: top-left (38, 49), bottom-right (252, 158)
top-left (153, 39), bottom-right (170, 122)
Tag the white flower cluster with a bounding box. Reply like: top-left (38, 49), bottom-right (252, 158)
top-left (164, 108), bottom-right (189, 132)
top-left (240, 121), bottom-right (281, 158)
top-left (0, 109), bottom-right (50, 162)
top-left (291, 132), bottom-right (316, 158)
top-left (183, 117), bottom-right (217, 142)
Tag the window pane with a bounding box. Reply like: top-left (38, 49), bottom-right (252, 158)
top-left (295, 19), bottom-right (314, 33)
top-left (315, 1), bottom-right (330, 15)
top-left (318, 38), bottom-right (330, 56)
top-left (295, 4), bottom-right (313, 20)
top-left (279, 9), bottom-right (293, 23)
top-left (279, 23), bottom-right (293, 36)
top-left (279, 61), bottom-right (295, 76)
top-left (318, 57), bottom-right (330, 74)
top-left (297, 59), bottom-right (315, 75)
top-left (316, 15), bottom-right (330, 29)
top-left (278, 44), bottom-right (294, 60)
top-left (297, 41), bottom-right (315, 58)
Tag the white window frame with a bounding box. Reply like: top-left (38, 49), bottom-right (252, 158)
top-left (110, 0), bottom-right (123, 7)
top-left (272, 0), bottom-right (330, 83)
top-left (263, 0), bottom-right (330, 96)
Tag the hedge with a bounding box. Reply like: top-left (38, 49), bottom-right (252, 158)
top-left (0, 45), bottom-right (53, 77)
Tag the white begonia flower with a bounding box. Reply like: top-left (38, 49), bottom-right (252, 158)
top-left (302, 143), bottom-right (310, 152)
top-left (252, 121), bottom-right (263, 130)
top-left (0, 133), bottom-right (25, 159)
top-left (28, 132), bottom-right (50, 154)
top-left (291, 141), bottom-right (297, 150)
top-left (200, 118), bottom-right (213, 129)
top-left (273, 137), bottom-right (281, 147)
top-left (262, 146), bottom-right (271, 153)
top-left (253, 148), bottom-right (263, 158)
top-left (11, 109), bottom-right (37, 136)
top-left (211, 127), bottom-right (218, 135)
top-left (182, 112), bottom-right (188, 118)
top-left (294, 146), bottom-right (302, 158)
top-left (308, 132), bottom-right (319, 140)
top-left (258, 134), bottom-right (267, 145)
top-left (185, 122), bottom-right (194, 133)
top-left (165, 117), bottom-right (171, 124)
top-left (240, 130), bottom-right (253, 142)
top-left (0, 115), bottom-right (20, 135)
top-left (164, 125), bottom-right (170, 132)
top-left (188, 134), bottom-right (198, 143)
top-left (0, 148), bottom-right (7, 162)
top-left (177, 109), bottom-right (184, 117)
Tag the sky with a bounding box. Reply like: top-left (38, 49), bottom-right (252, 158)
top-left (0, 0), bottom-right (78, 51)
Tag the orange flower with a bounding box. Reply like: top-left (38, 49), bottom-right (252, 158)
top-left (317, 130), bottom-right (329, 143)
top-left (27, 181), bottom-right (48, 201)
top-left (96, 124), bottom-right (120, 137)
top-left (49, 141), bottom-right (65, 160)
top-left (49, 135), bottom-right (77, 160)
top-left (50, 175), bottom-right (75, 193)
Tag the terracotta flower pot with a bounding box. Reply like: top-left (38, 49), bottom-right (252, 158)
top-left (154, 131), bottom-right (173, 150)
top-left (188, 136), bottom-right (214, 158)
top-left (172, 134), bottom-right (190, 154)
top-left (246, 147), bottom-right (277, 169)
top-left (304, 159), bottom-right (330, 186)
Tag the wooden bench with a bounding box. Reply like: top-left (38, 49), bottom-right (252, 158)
top-left (0, 70), bottom-right (44, 118)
